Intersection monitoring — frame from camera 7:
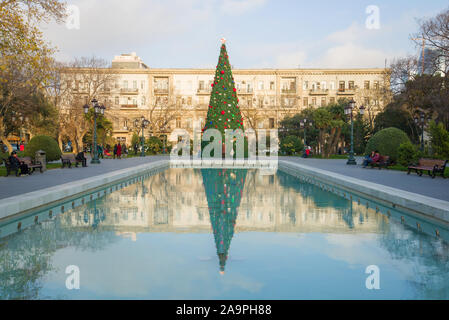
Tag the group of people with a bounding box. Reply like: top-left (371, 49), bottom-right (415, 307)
top-left (362, 150), bottom-right (381, 167)
top-left (95, 143), bottom-right (128, 159)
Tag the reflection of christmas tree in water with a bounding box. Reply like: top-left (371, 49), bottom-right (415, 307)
top-left (201, 168), bottom-right (247, 274)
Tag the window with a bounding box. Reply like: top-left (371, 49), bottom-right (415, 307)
top-left (374, 81), bottom-right (379, 90)
top-left (303, 97), bottom-right (308, 107)
top-left (122, 97), bottom-right (128, 104)
top-left (115, 97), bottom-right (119, 105)
top-left (248, 99), bottom-right (252, 107)
top-left (339, 81), bottom-right (345, 90)
top-left (321, 81), bottom-right (327, 90)
top-left (247, 83), bottom-right (253, 92)
top-left (348, 81), bottom-right (355, 89)
top-left (321, 97), bottom-right (326, 106)
top-left (199, 81), bottom-right (205, 90)
top-left (132, 98), bottom-right (137, 105)
top-left (258, 81), bottom-right (264, 90)
top-left (364, 81), bottom-right (370, 90)
top-left (270, 81), bottom-right (275, 90)
top-left (141, 81), bottom-right (145, 90)
top-left (330, 82), bottom-right (335, 90)
top-left (269, 118), bottom-right (275, 129)
top-left (133, 81), bottom-right (137, 89)
top-left (141, 96), bottom-right (146, 106)
top-left (312, 97), bottom-right (316, 106)
top-left (303, 81), bottom-right (309, 90)
top-left (123, 80), bottom-right (128, 89)
top-left (330, 97), bottom-right (336, 104)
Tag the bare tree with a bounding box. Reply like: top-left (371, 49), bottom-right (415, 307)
top-left (54, 57), bottom-right (119, 153)
top-left (146, 97), bottom-right (180, 137)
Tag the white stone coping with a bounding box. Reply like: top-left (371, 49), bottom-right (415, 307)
top-left (279, 160), bottom-right (449, 224)
top-left (0, 160), bottom-right (169, 221)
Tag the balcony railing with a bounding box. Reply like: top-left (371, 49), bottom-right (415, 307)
top-left (120, 104), bottom-right (138, 109)
top-left (337, 88), bottom-right (356, 95)
top-left (120, 88), bottom-right (139, 95)
top-left (154, 88), bottom-right (169, 94)
top-left (281, 89), bottom-right (297, 94)
top-left (237, 88), bottom-right (254, 94)
top-left (309, 89), bottom-right (329, 95)
top-left (197, 88), bottom-right (212, 95)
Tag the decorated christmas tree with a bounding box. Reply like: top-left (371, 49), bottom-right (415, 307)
top-left (202, 39), bottom-right (244, 157)
top-left (201, 168), bottom-right (247, 274)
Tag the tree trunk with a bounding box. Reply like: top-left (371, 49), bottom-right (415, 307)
top-left (1, 136), bottom-right (13, 153)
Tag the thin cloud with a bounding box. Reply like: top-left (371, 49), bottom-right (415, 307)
top-left (220, 0), bottom-right (267, 15)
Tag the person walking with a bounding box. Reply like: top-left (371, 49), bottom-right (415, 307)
top-left (117, 143), bottom-right (122, 159)
top-left (113, 144), bottom-right (118, 159)
top-left (121, 143), bottom-right (127, 158)
top-left (133, 143), bottom-right (138, 155)
top-left (97, 144), bottom-right (104, 159)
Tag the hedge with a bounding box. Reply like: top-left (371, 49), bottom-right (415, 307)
top-left (24, 135), bottom-right (62, 162)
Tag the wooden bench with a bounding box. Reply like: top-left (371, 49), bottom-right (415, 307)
top-left (61, 154), bottom-right (83, 168)
top-left (408, 159), bottom-right (448, 179)
top-left (18, 157), bottom-right (43, 175)
top-left (369, 155), bottom-right (391, 170)
top-left (3, 158), bottom-right (20, 177)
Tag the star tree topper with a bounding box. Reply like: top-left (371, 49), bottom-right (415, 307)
top-left (221, 38), bottom-right (227, 44)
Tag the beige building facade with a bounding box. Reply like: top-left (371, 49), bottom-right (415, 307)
top-left (70, 53), bottom-right (391, 145)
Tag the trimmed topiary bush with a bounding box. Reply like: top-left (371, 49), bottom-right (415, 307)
top-left (365, 127), bottom-right (410, 163)
top-left (24, 135), bottom-right (62, 162)
top-left (398, 141), bottom-right (419, 166)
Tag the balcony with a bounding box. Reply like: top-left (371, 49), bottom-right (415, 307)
top-left (120, 88), bottom-right (139, 95)
top-left (309, 89), bottom-right (329, 95)
top-left (154, 88), bottom-right (169, 95)
top-left (120, 104), bottom-right (138, 109)
top-left (337, 88), bottom-right (356, 95)
top-left (237, 88), bottom-right (254, 95)
top-left (72, 88), bottom-right (88, 94)
top-left (197, 88), bottom-right (212, 95)
top-left (281, 89), bottom-right (297, 95)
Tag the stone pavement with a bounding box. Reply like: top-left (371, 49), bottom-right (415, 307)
top-left (280, 157), bottom-right (449, 202)
top-left (1, 155), bottom-right (448, 202)
top-left (0, 156), bottom-right (168, 200)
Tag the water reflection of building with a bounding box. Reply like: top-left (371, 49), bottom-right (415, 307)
top-left (62, 169), bottom-right (383, 238)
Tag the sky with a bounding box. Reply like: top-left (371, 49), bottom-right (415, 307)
top-left (41, 0), bottom-right (449, 69)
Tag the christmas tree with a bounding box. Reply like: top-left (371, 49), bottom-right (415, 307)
top-left (202, 39), bottom-right (244, 157)
top-left (201, 168), bottom-right (247, 274)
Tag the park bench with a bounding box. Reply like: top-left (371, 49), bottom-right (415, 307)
top-left (61, 154), bottom-right (83, 168)
top-left (369, 155), bottom-right (391, 170)
top-left (3, 158), bottom-right (20, 177)
top-left (408, 159), bottom-right (448, 179)
top-left (18, 157), bottom-right (43, 175)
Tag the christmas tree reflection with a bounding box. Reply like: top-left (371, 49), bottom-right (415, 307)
top-left (201, 168), bottom-right (247, 274)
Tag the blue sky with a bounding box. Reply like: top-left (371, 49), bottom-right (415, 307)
top-left (42, 0), bottom-right (449, 68)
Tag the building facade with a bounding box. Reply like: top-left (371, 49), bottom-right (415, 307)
top-left (69, 53), bottom-right (391, 145)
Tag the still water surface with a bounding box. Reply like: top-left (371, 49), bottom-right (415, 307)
top-left (1, 168), bottom-right (448, 299)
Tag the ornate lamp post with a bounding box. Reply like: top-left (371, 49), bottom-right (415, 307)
top-left (344, 99), bottom-right (365, 165)
top-left (84, 99), bottom-right (105, 164)
top-left (414, 112), bottom-right (426, 152)
top-left (134, 116), bottom-right (150, 157)
top-left (300, 118), bottom-right (313, 156)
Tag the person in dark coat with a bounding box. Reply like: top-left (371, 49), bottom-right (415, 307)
top-left (76, 150), bottom-right (88, 167)
top-left (8, 151), bottom-right (29, 175)
top-left (113, 144), bottom-right (118, 159)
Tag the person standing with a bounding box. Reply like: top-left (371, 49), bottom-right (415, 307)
top-left (19, 142), bottom-right (24, 152)
top-left (97, 144), bottom-right (104, 159)
top-left (113, 144), bottom-right (118, 159)
top-left (117, 143), bottom-right (122, 159)
top-left (121, 143), bottom-right (127, 158)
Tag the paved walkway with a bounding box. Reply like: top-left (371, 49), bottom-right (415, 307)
top-left (1, 156), bottom-right (448, 202)
top-left (280, 157), bottom-right (449, 202)
top-left (0, 156), bottom-right (168, 200)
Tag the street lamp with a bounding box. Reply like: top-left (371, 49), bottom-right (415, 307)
top-left (83, 99), bottom-right (105, 164)
top-left (345, 99), bottom-right (364, 165)
top-left (134, 116), bottom-right (150, 157)
top-left (300, 118), bottom-right (313, 156)
top-left (414, 112), bottom-right (426, 152)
